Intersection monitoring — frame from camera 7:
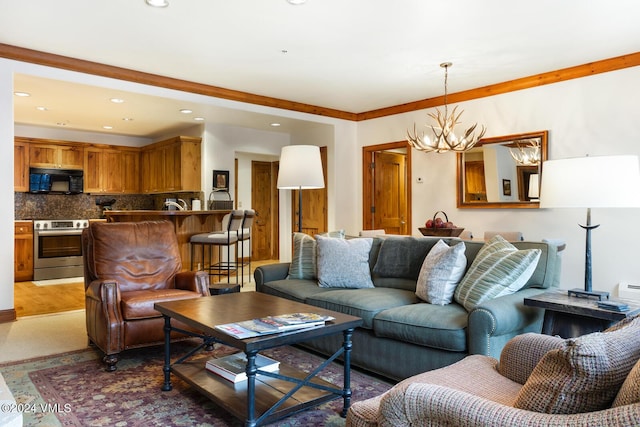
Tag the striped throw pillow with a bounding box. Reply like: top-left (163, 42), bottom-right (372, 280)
top-left (454, 235), bottom-right (541, 311)
top-left (288, 230), bottom-right (345, 280)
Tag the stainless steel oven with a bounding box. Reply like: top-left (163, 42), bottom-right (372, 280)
top-left (33, 219), bottom-right (89, 280)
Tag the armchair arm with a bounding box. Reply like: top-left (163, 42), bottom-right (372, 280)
top-left (175, 270), bottom-right (209, 296)
top-left (254, 263), bottom-right (291, 292)
top-left (378, 383), bottom-right (640, 427)
top-left (468, 288), bottom-right (546, 357)
top-left (85, 280), bottom-right (124, 355)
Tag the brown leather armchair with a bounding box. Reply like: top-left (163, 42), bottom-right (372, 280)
top-left (82, 220), bottom-right (210, 371)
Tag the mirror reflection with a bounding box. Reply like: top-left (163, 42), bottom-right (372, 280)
top-left (457, 131), bottom-right (548, 208)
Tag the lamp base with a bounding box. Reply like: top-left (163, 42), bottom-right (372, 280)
top-left (567, 288), bottom-right (610, 301)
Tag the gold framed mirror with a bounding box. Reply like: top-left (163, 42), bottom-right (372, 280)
top-left (456, 130), bottom-right (548, 208)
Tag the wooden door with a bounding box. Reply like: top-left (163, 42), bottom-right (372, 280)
top-left (293, 146), bottom-right (328, 235)
top-left (251, 161), bottom-right (276, 260)
top-left (363, 142), bottom-right (411, 235)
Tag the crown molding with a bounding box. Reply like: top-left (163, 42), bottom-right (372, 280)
top-left (1, 44), bottom-right (638, 123)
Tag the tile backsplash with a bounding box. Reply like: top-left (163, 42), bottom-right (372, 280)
top-left (14, 192), bottom-right (203, 220)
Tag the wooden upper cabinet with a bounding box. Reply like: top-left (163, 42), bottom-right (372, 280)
top-left (29, 143), bottom-right (83, 169)
top-left (141, 136), bottom-right (201, 193)
top-left (14, 141), bottom-right (30, 192)
top-left (84, 146), bottom-right (140, 194)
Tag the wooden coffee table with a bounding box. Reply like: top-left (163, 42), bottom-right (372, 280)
top-left (154, 292), bottom-right (363, 427)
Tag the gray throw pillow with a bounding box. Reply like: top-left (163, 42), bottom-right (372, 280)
top-left (288, 230), bottom-right (345, 280)
top-left (415, 240), bottom-right (467, 305)
top-left (316, 236), bottom-right (374, 288)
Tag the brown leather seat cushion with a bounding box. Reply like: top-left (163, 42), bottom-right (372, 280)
top-left (121, 289), bottom-right (201, 320)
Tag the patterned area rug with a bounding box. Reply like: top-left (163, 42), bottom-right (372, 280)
top-left (0, 341), bottom-right (392, 426)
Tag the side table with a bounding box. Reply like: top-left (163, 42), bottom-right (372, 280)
top-left (524, 290), bottom-right (640, 338)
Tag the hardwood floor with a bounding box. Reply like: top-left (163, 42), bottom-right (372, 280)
top-left (14, 259), bottom-right (280, 318)
top-left (14, 280), bottom-right (85, 317)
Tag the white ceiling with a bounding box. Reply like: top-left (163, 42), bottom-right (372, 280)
top-left (2, 0), bottom-right (640, 138)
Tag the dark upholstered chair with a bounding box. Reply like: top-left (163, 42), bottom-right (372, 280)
top-left (82, 220), bottom-right (209, 371)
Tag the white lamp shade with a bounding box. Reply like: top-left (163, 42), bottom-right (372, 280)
top-left (277, 145), bottom-right (325, 189)
top-left (540, 155), bottom-right (640, 208)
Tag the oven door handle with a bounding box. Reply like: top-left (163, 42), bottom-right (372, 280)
top-left (36, 229), bottom-right (84, 236)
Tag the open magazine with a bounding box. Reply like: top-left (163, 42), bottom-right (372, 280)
top-left (215, 312), bottom-right (334, 339)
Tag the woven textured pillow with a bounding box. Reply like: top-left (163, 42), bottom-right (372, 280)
top-left (415, 240), bottom-right (467, 305)
top-left (612, 359), bottom-right (640, 407)
top-left (514, 316), bottom-right (640, 414)
top-left (454, 235), bottom-right (541, 311)
top-left (316, 236), bottom-right (374, 288)
top-left (288, 230), bottom-right (345, 280)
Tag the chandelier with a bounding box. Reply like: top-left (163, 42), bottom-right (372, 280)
top-left (407, 62), bottom-right (486, 153)
top-left (509, 139), bottom-right (540, 166)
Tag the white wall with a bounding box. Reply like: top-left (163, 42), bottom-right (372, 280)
top-left (0, 64), bottom-right (14, 312)
top-left (357, 66), bottom-right (640, 297)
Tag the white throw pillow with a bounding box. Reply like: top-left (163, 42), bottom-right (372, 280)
top-left (454, 235), bottom-right (541, 311)
top-left (316, 236), bottom-right (374, 288)
top-left (415, 240), bottom-right (467, 305)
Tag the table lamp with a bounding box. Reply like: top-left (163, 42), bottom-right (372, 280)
top-left (540, 155), bottom-right (640, 300)
top-left (277, 145), bottom-right (325, 232)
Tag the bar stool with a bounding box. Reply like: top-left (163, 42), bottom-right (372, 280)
top-left (190, 210), bottom-right (244, 284)
top-left (238, 209), bottom-right (255, 284)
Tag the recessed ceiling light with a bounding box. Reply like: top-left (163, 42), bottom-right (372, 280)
top-left (103, 125), bottom-right (113, 130)
top-left (180, 109), bottom-right (193, 114)
top-left (287, 0), bottom-right (306, 5)
top-left (14, 91), bottom-right (30, 97)
top-left (122, 117), bottom-right (134, 121)
top-left (194, 117), bottom-right (205, 121)
top-left (110, 98), bottom-right (125, 104)
top-left (56, 122), bottom-right (67, 127)
top-left (270, 123), bottom-right (281, 127)
top-left (145, 0), bottom-right (169, 7)
top-left (36, 106), bottom-right (48, 111)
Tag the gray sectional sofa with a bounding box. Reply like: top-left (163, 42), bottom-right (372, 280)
top-left (254, 236), bottom-right (561, 381)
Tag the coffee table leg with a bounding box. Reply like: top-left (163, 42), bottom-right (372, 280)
top-left (161, 315), bottom-right (172, 391)
top-left (245, 350), bottom-right (258, 427)
top-left (341, 328), bottom-right (354, 417)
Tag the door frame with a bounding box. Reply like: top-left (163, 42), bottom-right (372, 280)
top-left (362, 141), bottom-right (412, 234)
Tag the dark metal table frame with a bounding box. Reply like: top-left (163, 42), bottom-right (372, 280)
top-left (155, 294), bottom-right (362, 427)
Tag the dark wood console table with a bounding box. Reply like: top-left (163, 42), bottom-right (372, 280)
top-left (155, 293), bottom-right (362, 427)
top-left (524, 290), bottom-right (640, 338)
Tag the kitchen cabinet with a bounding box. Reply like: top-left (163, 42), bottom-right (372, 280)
top-left (14, 221), bottom-right (33, 282)
top-left (84, 146), bottom-right (140, 194)
top-left (141, 136), bottom-right (201, 193)
top-left (14, 140), bottom-right (30, 192)
top-left (29, 143), bottom-right (84, 169)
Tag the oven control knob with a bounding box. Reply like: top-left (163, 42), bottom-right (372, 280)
top-left (42, 223), bottom-right (48, 229)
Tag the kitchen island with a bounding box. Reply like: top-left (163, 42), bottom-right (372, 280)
top-left (104, 210), bottom-right (231, 271)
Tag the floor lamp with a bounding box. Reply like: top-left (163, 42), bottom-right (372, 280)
top-left (277, 145), bottom-right (325, 232)
top-left (540, 155), bottom-right (640, 300)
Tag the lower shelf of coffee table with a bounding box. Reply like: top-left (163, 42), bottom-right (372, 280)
top-left (171, 358), bottom-right (340, 424)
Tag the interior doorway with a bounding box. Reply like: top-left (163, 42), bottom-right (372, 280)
top-left (362, 141), bottom-right (412, 235)
top-left (291, 146), bottom-right (328, 235)
top-left (251, 160), bottom-right (279, 260)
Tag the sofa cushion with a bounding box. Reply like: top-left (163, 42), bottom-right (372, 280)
top-left (372, 237), bottom-right (437, 280)
top-left (259, 278), bottom-right (334, 303)
top-left (288, 230), bottom-right (345, 280)
top-left (316, 236), bottom-right (374, 289)
top-left (373, 303), bottom-right (469, 352)
top-left (454, 235), bottom-right (541, 311)
top-left (306, 288), bottom-right (418, 329)
top-left (121, 289), bottom-right (202, 320)
top-left (514, 316), bottom-right (640, 414)
top-left (415, 240), bottom-right (467, 305)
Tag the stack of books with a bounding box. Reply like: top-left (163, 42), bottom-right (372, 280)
top-left (215, 312), bottom-right (334, 339)
top-left (205, 352), bottom-right (280, 383)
